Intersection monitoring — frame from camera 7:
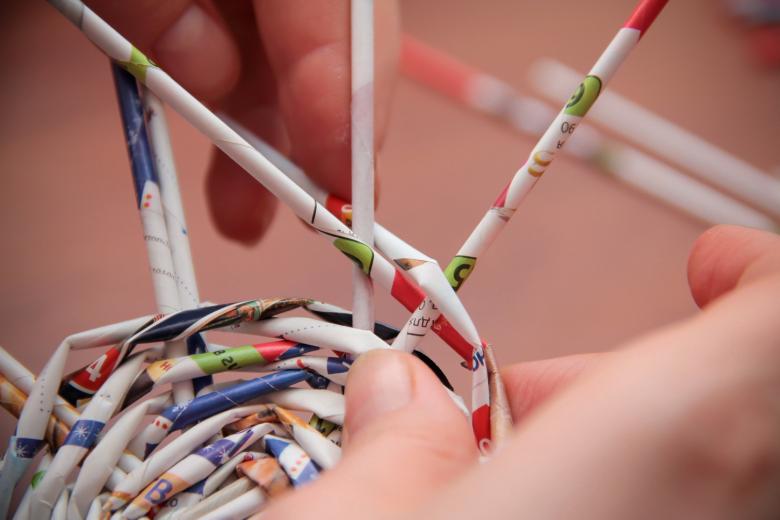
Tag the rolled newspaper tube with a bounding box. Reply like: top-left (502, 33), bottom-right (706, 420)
top-left (132, 370), bottom-right (310, 460)
top-left (198, 487), bottom-right (265, 520)
top-left (0, 370), bottom-right (141, 516)
top-left (484, 344), bottom-right (513, 449)
top-left (149, 458), bottom-right (250, 520)
top-left (530, 58), bottom-right (780, 219)
top-left (262, 434), bottom-right (320, 487)
top-left (47, 0), bottom-right (483, 356)
top-left (394, 0), bottom-right (671, 356)
top-left (326, 426), bottom-right (343, 446)
top-left (309, 415), bottom-right (339, 437)
top-left (223, 115), bottom-right (482, 360)
top-left (0, 347), bottom-right (145, 471)
top-left (0, 316), bottom-right (150, 518)
top-left (12, 449), bottom-right (52, 520)
top-left (142, 84), bottom-right (214, 396)
top-left (261, 389), bottom-right (345, 425)
top-left (105, 404), bottom-right (274, 511)
top-left (123, 423), bottom-right (275, 519)
top-left (80, 299), bottom-right (309, 411)
top-left (139, 454), bottom-right (269, 519)
top-left (417, 0), bottom-right (669, 453)
top-left (142, 84), bottom-right (216, 399)
top-left (400, 35), bottom-right (778, 232)
top-left (28, 350), bottom-right (159, 519)
top-left (85, 493), bottom-right (111, 520)
top-left (222, 115), bottom-right (478, 362)
top-left (350, 0), bottom-right (377, 332)
top-left (59, 316), bottom-right (158, 408)
top-left (233, 317), bottom-right (389, 355)
top-left (202, 451), bottom-right (266, 498)
top-left (70, 298), bottom-right (308, 408)
top-left (141, 88), bottom-right (201, 312)
top-left (51, 487), bottom-right (69, 520)
top-left (0, 347), bottom-right (80, 430)
top-left (198, 456), bottom-right (289, 520)
top-left (272, 406), bottom-right (341, 469)
top-left (203, 455), bottom-right (289, 520)
top-left (224, 122), bottom-right (494, 435)
top-left (0, 376), bottom-right (70, 454)
top-left (220, 116), bottom-right (490, 440)
top-left (371, 224), bottom-right (491, 446)
top-left (121, 298), bottom-right (308, 355)
top-left (302, 300), bottom-right (400, 340)
top-left (69, 393), bottom-right (173, 519)
top-left (174, 478), bottom-right (254, 520)
top-left (264, 356), bottom-right (351, 387)
top-left (130, 340), bottom-right (318, 392)
top-left (125, 379), bottom-right (253, 458)
top-left (151, 456), bottom-right (258, 519)
top-left (221, 406), bottom-right (279, 435)
top-left (112, 63), bottom-right (193, 406)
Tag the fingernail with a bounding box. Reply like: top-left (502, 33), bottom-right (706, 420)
top-left (346, 350), bottom-right (414, 437)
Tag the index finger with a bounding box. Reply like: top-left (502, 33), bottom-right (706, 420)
top-left (253, 0), bottom-right (400, 201)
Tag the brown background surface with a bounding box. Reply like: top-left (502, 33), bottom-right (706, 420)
top-left (1, 0), bottom-right (778, 448)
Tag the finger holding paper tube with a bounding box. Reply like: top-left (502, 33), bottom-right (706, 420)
top-left (46, 0), bottom-right (484, 360)
top-left (222, 116), bottom-right (493, 444)
top-left (225, 115), bottom-right (478, 362)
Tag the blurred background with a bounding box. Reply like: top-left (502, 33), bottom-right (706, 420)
top-left (1, 0), bottom-right (778, 448)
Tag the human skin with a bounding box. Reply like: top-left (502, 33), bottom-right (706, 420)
top-left (92, 3), bottom-right (780, 517)
top-left (262, 225), bottom-right (780, 519)
top-left (89, 0), bottom-right (400, 245)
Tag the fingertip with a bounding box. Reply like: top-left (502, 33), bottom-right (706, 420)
top-left (688, 225), bottom-right (780, 308)
top-left (205, 149), bottom-right (278, 246)
top-left (344, 349), bottom-right (416, 439)
top-left (344, 349), bottom-right (472, 447)
top-left (267, 352), bottom-right (473, 518)
top-left (152, 4), bottom-right (241, 104)
top-left (502, 354), bottom-right (597, 422)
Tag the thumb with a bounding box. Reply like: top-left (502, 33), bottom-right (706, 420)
top-left (264, 349), bottom-right (476, 519)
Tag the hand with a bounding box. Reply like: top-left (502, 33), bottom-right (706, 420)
top-left (265, 225), bottom-right (780, 519)
top-left (91, 0), bottom-right (400, 244)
